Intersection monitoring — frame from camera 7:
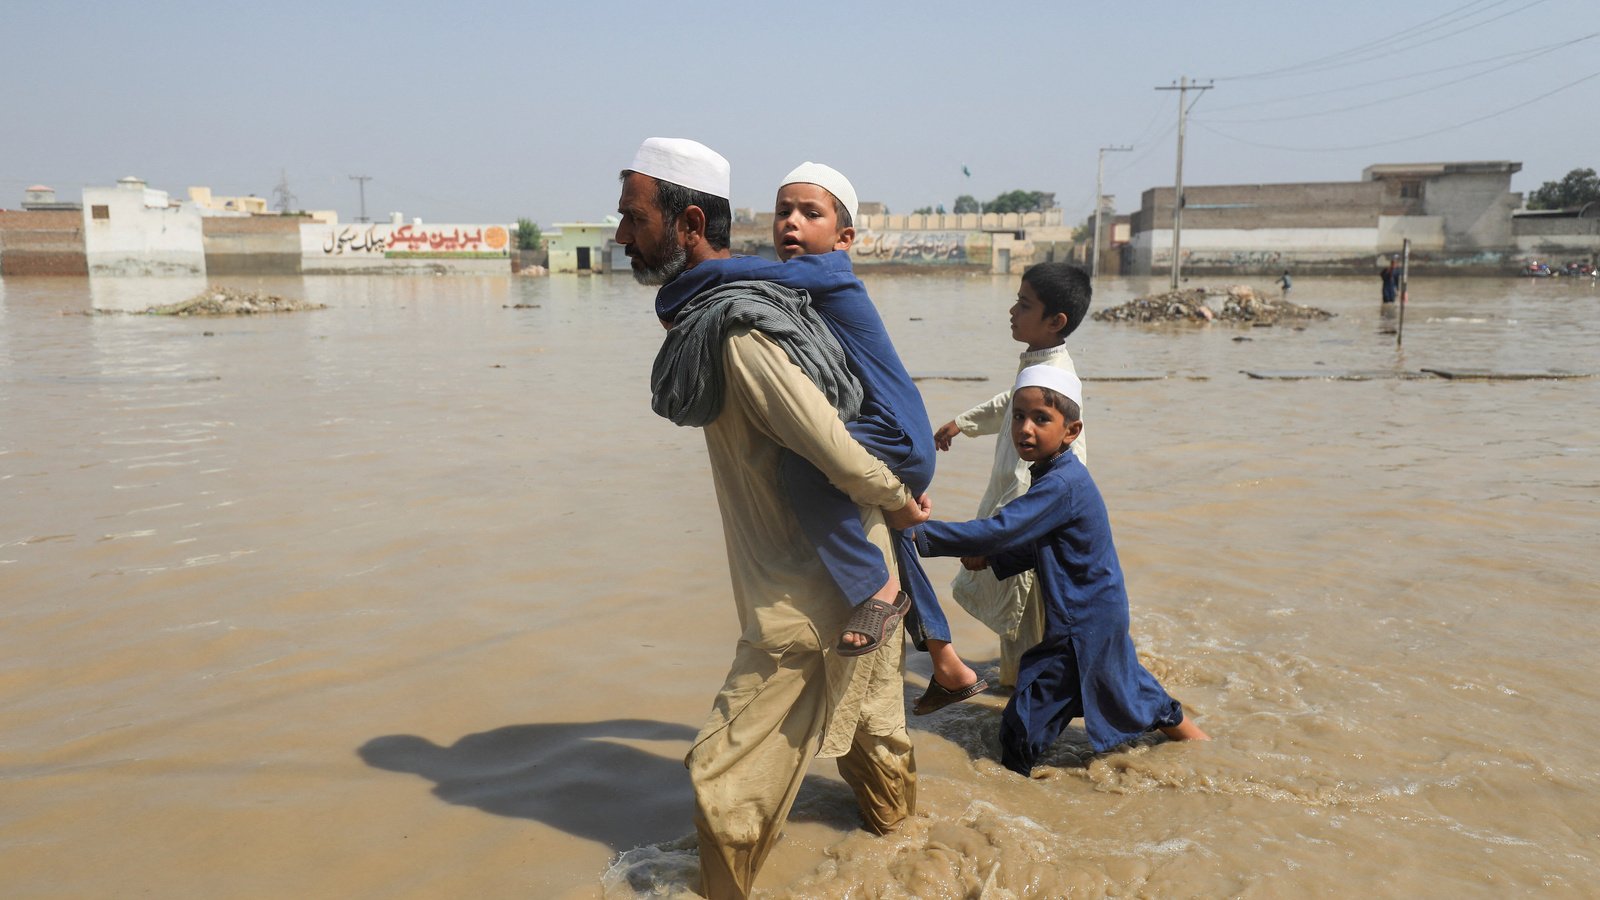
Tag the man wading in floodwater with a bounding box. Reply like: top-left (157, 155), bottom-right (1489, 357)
top-left (616, 137), bottom-right (925, 898)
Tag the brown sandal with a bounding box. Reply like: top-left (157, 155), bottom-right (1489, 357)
top-left (913, 677), bottom-right (988, 715)
top-left (836, 591), bottom-right (911, 657)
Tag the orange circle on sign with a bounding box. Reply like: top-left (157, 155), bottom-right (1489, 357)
top-left (484, 226), bottom-right (509, 250)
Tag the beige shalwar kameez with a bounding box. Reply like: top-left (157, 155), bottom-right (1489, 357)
top-left (686, 327), bottom-right (917, 899)
top-left (947, 344), bottom-right (1086, 687)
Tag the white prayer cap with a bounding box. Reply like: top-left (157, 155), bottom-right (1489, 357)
top-left (628, 137), bottom-right (731, 199)
top-left (780, 162), bottom-right (859, 224)
top-left (1014, 365), bottom-right (1083, 410)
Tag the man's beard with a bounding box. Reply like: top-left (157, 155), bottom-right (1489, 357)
top-left (631, 236), bottom-right (688, 286)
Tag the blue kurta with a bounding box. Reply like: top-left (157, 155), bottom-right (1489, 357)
top-left (656, 252), bottom-right (949, 645)
top-left (915, 450), bottom-right (1182, 771)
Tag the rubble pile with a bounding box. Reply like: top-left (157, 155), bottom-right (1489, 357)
top-left (146, 286), bottom-right (326, 316)
top-left (1093, 285), bottom-right (1333, 325)
top-left (1091, 288), bottom-right (1215, 323)
top-left (1215, 285), bottom-right (1334, 325)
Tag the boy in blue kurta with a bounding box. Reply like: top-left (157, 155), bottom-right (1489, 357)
top-left (915, 365), bottom-right (1210, 774)
top-left (652, 162), bottom-right (983, 713)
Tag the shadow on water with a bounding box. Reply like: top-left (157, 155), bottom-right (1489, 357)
top-left (358, 718), bottom-right (698, 851)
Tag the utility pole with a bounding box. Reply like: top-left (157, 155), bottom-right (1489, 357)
top-left (348, 174), bottom-right (372, 223)
top-left (1155, 77), bottom-right (1213, 290)
top-left (1093, 145), bottom-right (1132, 283)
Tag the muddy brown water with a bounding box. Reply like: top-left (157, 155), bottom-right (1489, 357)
top-left (2, 272), bottom-right (1597, 898)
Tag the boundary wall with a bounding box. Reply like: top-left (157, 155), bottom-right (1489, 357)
top-left (0, 211), bottom-right (87, 275)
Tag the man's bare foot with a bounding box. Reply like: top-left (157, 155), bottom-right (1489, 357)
top-left (1159, 716), bottom-right (1211, 742)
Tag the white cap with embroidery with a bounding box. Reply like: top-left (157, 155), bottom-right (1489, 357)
top-left (629, 137), bottom-right (731, 199)
top-left (1014, 365), bottom-right (1083, 409)
top-left (779, 161), bottom-right (859, 224)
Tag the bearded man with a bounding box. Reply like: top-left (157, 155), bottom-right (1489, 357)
top-left (615, 137), bottom-right (922, 899)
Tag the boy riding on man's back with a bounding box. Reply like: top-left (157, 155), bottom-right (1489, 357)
top-left (771, 163), bottom-right (983, 713)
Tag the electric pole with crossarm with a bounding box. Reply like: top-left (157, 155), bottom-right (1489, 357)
top-left (1155, 77), bottom-right (1213, 289)
top-left (1093, 145), bottom-right (1131, 283)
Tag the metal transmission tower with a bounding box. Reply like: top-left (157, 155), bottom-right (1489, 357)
top-left (349, 174), bottom-right (372, 223)
top-left (271, 169), bottom-right (297, 213)
top-left (1092, 145), bottom-right (1132, 283)
top-left (1154, 77), bottom-right (1213, 289)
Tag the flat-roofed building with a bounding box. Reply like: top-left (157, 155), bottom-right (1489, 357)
top-left (1128, 161), bottom-right (1523, 275)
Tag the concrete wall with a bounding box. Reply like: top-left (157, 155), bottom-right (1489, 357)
top-left (1134, 182), bottom-right (1383, 234)
top-left (202, 216), bottom-right (303, 275)
top-left (300, 222), bottom-right (511, 273)
top-left (0, 210), bottom-right (88, 275)
top-left (850, 229), bottom-right (992, 267)
top-left (82, 180), bottom-right (206, 276)
top-left (1377, 215), bottom-right (1446, 253)
top-left (1422, 171), bottom-right (1520, 250)
top-left (1512, 214), bottom-right (1600, 260)
top-left (1130, 226), bottom-right (1381, 275)
top-left (857, 209), bottom-right (1062, 232)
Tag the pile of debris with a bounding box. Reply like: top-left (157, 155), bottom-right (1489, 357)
top-left (145, 285), bottom-right (326, 316)
top-left (1092, 288), bottom-right (1216, 323)
top-left (1093, 285), bottom-right (1333, 325)
top-left (1215, 285), bottom-right (1334, 324)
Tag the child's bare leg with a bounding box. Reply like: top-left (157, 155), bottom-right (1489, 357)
top-left (925, 639), bottom-right (979, 689)
top-left (840, 574), bottom-right (902, 649)
top-left (1159, 715), bottom-right (1211, 742)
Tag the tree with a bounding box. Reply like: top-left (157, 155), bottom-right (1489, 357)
top-left (912, 206), bottom-right (934, 215)
top-left (515, 217), bottom-right (542, 250)
top-left (985, 190), bottom-right (1054, 214)
top-left (952, 191), bottom-right (1055, 215)
top-left (1528, 168), bottom-right (1600, 211)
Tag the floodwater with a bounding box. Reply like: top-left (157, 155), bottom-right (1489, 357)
top-left (2, 270), bottom-right (1597, 898)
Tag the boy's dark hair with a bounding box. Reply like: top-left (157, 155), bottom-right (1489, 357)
top-left (1021, 262), bottom-right (1092, 338)
top-left (1034, 387), bottom-right (1081, 423)
top-left (621, 171), bottom-right (731, 250)
top-left (832, 195), bottom-right (853, 230)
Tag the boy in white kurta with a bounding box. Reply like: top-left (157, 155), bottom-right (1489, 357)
top-left (932, 263), bottom-right (1092, 688)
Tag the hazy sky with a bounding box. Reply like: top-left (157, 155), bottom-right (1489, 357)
top-left (4, 0), bottom-right (1596, 226)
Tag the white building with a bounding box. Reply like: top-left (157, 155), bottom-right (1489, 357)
top-left (82, 177), bottom-right (206, 276)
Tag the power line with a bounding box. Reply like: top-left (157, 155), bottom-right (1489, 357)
top-left (1217, 0), bottom-right (1544, 82)
top-left (1263, 0), bottom-right (1552, 81)
top-left (1192, 67), bottom-right (1600, 153)
top-left (1202, 32), bottom-right (1598, 125)
top-left (1206, 31), bottom-right (1599, 114)
top-left (1215, 0), bottom-right (1506, 80)
top-left (1122, 99), bottom-right (1173, 150)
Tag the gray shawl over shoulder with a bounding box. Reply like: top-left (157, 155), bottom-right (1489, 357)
top-left (651, 280), bottom-right (864, 428)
